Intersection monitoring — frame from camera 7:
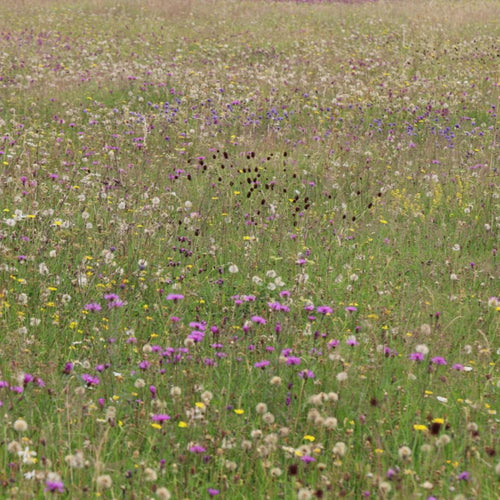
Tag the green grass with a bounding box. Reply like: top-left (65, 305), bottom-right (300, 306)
top-left (0, 0), bottom-right (499, 498)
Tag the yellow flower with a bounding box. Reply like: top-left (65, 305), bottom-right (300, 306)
top-left (413, 424), bottom-right (427, 431)
top-left (303, 435), bottom-right (315, 442)
top-left (234, 409), bottom-right (244, 415)
top-left (432, 418), bottom-right (444, 424)
top-left (178, 421), bottom-right (188, 428)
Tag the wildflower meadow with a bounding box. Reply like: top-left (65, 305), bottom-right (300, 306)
top-left (0, 0), bottom-right (499, 498)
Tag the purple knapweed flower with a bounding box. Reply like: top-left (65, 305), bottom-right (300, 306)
top-left (386, 468), bottom-right (397, 480)
top-left (431, 356), bottom-right (447, 365)
top-left (44, 480), bottom-right (64, 493)
top-left (151, 414), bottom-right (171, 422)
top-left (104, 293), bottom-right (120, 302)
top-left (63, 362), bottom-right (74, 374)
top-left (298, 369), bottom-right (315, 379)
top-left (409, 352), bottom-right (425, 361)
top-left (81, 374), bottom-right (100, 386)
top-left (254, 360), bottom-right (270, 369)
top-left (251, 315), bottom-right (266, 325)
top-left (317, 305), bottom-right (333, 314)
top-left (166, 294), bottom-right (184, 301)
top-left (84, 302), bottom-right (102, 312)
top-left (267, 302), bottom-right (290, 312)
top-left (138, 360), bottom-right (150, 371)
top-left (189, 445), bottom-right (206, 453)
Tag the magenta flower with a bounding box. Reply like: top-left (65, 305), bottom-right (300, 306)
top-left (207, 488), bottom-right (220, 497)
top-left (103, 293), bottom-right (119, 304)
top-left (286, 356), bottom-right (301, 365)
top-left (431, 356), bottom-right (447, 365)
top-left (81, 374), bottom-right (100, 386)
top-left (84, 302), bottom-right (102, 312)
top-left (151, 414), bottom-right (171, 422)
top-left (267, 302), bottom-right (290, 312)
top-left (328, 339), bottom-right (340, 349)
top-left (452, 363), bottom-right (464, 371)
top-left (63, 362), bottom-right (74, 374)
top-left (188, 330), bottom-right (205, 342)
top-left (317, 305), bottom-right (333, 314)
top-left (138, 360), bottom-right (151, 370)
top-left (44, 480), bottom-right (64, 493)
top-left (107, 298), bottom-right (125, 308)
top-left (409, 352), bottom-right (424, 361)
top-left (300, 455), bottom-right (316, 463)
top-left (299, 369), bottom-right (315, 379)
top-left (254, 360), bottom-right (270, 369)
top-left (166, 294), bottom-right (184, 301)
top-left (189, 445), bottom-right (206, 453)
top-left (345, 306), bottom-right (358, 312)
top-left (251, 315), bottom-right (266, 325)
